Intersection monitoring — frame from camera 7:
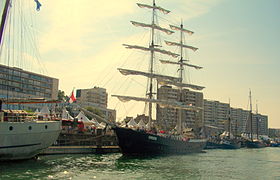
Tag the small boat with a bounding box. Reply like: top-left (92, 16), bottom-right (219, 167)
top-left (206, 136), bottom-right (241, 149)
top-left (245, 139), bottom-right (265, 148)
top-left (270, 141), bottom-right (280, 147)
top-left (219, 102), bottom-right (241, 149)
top-left (206, 102), bottom-right (241, 150)
top-left (205, 139), bottom-right (222, 149)
top-left (219, 138), bottom-right (241, 149)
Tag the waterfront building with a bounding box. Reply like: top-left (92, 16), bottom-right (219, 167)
top-left (230, 108), bottom-right (248, 135)
top-left (204, 99), bottom-right (268, 136)
top-left (246, 113), bottom-right (268, 136)
top-left (0, 64), bottom-right (59, 110)
top-left (75, 87), bottom-right (115, 122)
top-left (76, 87), bottom-right (108, 108)
top-left (156, 85), bottom-right (203, 131)
top-left (204, 100), bottom-right (229, 131)
top-left (268, 128), bottom-right (280, 138)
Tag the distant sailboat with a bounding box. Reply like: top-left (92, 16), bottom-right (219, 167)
top-left (219, 100), bottom-right (241, 149)
top-left (245, 90), bottom-right (265, 148)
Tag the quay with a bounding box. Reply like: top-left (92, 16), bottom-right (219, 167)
top-left (40, 145), bottom-right (120, 155)
top-left (40, 127), bottom-right (120, 155)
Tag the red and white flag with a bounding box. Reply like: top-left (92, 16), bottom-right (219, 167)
top-left (69, 90), bottom-right (76, 103)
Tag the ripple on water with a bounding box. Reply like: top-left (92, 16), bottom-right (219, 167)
top-left (1, 148), bottom-right (280, 180)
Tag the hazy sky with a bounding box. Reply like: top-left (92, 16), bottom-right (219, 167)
top-left (1, 0), bottom-right (280, 128)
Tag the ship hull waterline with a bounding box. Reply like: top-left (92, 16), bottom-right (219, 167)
top-left (246, 140), bottom-right (266, 148)
top-left (0, 121), bottom-right (61, 161)
top-left (113, 127), bottom-right (206, 156)
top-left (219, 142), bottom-right (241, 149)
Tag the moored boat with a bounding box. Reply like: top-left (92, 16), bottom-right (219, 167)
top-left (113, 126), bottom-right (206, 155)
top-left (0, 108), bottom-right (61, 161)
top-left (112, 0), bottom-right (207, 156)
top-left (219, 102), bottom-right (241, 149)
top-left (245, 90), bottom-right (265, 148)
top-left (219, 138), bottom-right (241, 149)
top-left (245, 139), bottom-right (265, 148)
top-left (0, 0), bottom-right (61, 160)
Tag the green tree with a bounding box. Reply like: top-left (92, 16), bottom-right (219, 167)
top-left (58, 90), bottom-right (67, 101)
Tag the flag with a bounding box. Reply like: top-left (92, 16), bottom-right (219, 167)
top-left (69, 90), bottom-right (76, 103)
top-left (34, 0), bottom-right (42, 11)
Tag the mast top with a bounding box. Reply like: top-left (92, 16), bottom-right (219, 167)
top-left (137, 3), bottom-right (171, 14)
top-left (170, 24), bottom-right (194, 35)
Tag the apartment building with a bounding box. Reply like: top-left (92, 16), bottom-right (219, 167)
top-left (204, 99), bottom-right (268, 135)
top-left (268, 128), bottom-right (280, 138)
top-left (204, 100), bottom-right (229, 131)
top-left (76, 87), bottom-right (116, 122)
top-left (0, 64), bottom-right (59, 110)
top-left (156, 85), bottom-right (203, 131)
top-left (76, 87), bottom-right (108, 108)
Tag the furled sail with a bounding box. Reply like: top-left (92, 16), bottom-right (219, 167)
top-left (131, 21), bottom-right (173, 35)
top-left (137, 3), bottom-right (170, 14)
top-left (165, 41), bottom-right (198, 52)
top-left (160, 60), bottom-right (202, 69)
top-left (170, 25), bottom-right (194, 35)
top-left (112, 95), bottom-right (201, 111)
top-left (123, 44), bottom-right (179, 58)
top-left (118, 68), bottom-right (180, 82)
top-left (158, 79), bottom-right (205, 90)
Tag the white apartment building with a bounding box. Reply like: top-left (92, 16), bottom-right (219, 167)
top-left (204, 99), bottom-right (268, 135)
top-left (156, 85), bottom-right (203, 131)
top-left (76, 87), bottom-right (108, 108)
top-left (204, 100), bottom-right (229, 131)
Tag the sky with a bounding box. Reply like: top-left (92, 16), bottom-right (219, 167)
top-left (1, 0), bottom-right (280, 128)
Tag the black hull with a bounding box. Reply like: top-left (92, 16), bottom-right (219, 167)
top-left (113, 127), bottom-right (206, 156)
top-left (219, 142), bottom-right (241, 149)
top-left (246, 140), bottom-right (266, 148)
top-left (205, 140), bottom-right (241, 149)
top-left (205, 141), bottom-right (221, 149)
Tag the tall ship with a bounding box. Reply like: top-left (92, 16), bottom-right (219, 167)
top-left (112, 0), bottom-right (206, 155)
top-left (0, 0), bottom-right (61, 160)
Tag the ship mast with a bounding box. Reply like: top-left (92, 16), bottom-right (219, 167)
top-left (249, 90), bottom-right (253, 141)
top-left (256, 102), bottom-right (259, 140)
top-left (178, 23), bottom-right (184, 134)
top-left (228, 99), bottom-right (231, 139)
top-left (0, 0), bottom-right (11, 46)
top-left (147, 0), bottom-right (156, 129)
top-left (235, 108), bottom-right (237, 140)
top-left (160, 22), bottom-right (203, 134)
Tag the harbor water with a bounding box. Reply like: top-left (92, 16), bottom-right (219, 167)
top-left (1, 148), bottom-right (279, 180)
